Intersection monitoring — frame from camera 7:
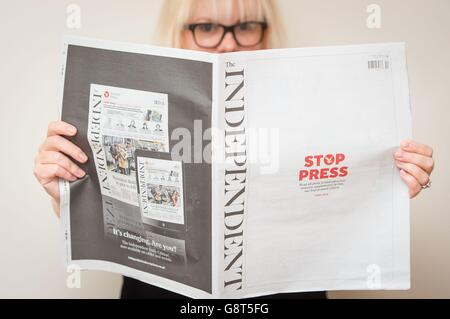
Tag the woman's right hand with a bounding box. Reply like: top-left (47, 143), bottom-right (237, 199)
top-left (34, 121), bottom-right (88, 216)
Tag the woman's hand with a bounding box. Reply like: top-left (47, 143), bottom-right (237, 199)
top-left (394, 140), bottom-right (434, 198)
top-left (34, 121), bottom-right (88, 216)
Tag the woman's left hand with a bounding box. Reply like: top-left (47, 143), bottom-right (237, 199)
top-left (394, 140), bottom-right (434, 198)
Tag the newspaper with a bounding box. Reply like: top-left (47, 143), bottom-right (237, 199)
top-left (59, 36), bottom-right (412, 298)
top-left (136, 150), bottom-right (185, 227)
top-left (87, 84), bottom-right (169, 206)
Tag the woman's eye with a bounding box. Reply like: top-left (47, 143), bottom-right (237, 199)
top-left (239, 23), bottom-right (249, 31)
top-left (199, 24), bottom-right (214, 32)
top-left (239, 23), bottom-right (254, 31)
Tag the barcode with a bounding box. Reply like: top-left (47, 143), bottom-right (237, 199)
top-left (368, 60), bottom-right (389, 70)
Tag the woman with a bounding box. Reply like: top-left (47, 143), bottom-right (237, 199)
top-left (33, 0), bottom-right (435, 298)
top-left (115, 143), bottom-right (129, 175)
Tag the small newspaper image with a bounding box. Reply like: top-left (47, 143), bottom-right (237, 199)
top-left (136, 155), bottom-right (185, 226)
top-left (87, 84), bottom-right (169, 206)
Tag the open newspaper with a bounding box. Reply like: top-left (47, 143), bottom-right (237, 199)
top-left (59, 36), bottom-right (412, 298)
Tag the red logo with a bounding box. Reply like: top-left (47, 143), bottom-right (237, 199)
top-left (104, 91), bottom-right (110, 98)
top-left (324, 154), bottom-right (335, 165)
top-left (299, 153), bottom-right (349, 181)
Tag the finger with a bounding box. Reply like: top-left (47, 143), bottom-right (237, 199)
top-left (400, 140), bottom-right (433, 157)
top-left (34, 163), bottom-right (77, 184)
top-left (399, 169), bottom-right (421, 198)
top-left (395, 160), bottom-right (429, 186)
top-left (38, 151), bottom-right (86, 178)
top-left (47, 121), bottom-right (77, 137)
top-left (39, 135), bottom-right (88, 163)
top-left (394, 150), bottom-right (434, 174)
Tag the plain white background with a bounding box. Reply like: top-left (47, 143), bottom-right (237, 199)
top-left (0, 0), bottom-right (449, 298)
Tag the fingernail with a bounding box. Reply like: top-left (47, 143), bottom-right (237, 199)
top-left (401, 141), bottom-right (409, 149)
top-left (78, 153), bottom-right (88, 162)
top-left (400, 169), bottom-right (407, 176)
top-left (68, 126), bottom-right (77, 134)
top-left (395, 160), bottom-right (403, 166)
top-left (395, 151), bottom-right (403, 158)
top-left (76, 169), bottom-right (85, 178)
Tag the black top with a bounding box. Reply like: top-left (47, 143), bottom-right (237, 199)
top-left (121, 276), bottom-right (327, 299)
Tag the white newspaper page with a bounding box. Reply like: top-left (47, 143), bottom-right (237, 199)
top-left (218, 43), bottom-right (411, 298)
top-left (87, 84), bottom-right (169, 206)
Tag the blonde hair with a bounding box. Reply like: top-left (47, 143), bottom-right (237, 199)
top-left (154, 0), bottom-right (285, 48)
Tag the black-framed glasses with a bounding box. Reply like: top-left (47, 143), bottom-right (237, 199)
top-left (186, 21), bottom-right (268, 49)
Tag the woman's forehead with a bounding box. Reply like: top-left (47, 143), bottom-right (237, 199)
top-left (189, 0), bottom-right (263, 23)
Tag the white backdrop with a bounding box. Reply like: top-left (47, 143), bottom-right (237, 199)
top-left (0, 0), bottom-right (449, 298)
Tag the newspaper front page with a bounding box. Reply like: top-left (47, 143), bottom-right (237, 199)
top-left (88, 84), bottom-right (169, 206)
top-left (218, 44), bottom-right (411, 298)
top-left (60, 37), bottom-right (411, 298)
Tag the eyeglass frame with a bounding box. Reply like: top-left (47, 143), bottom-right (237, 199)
top-left (185, 21), bottom-right (268, 49)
